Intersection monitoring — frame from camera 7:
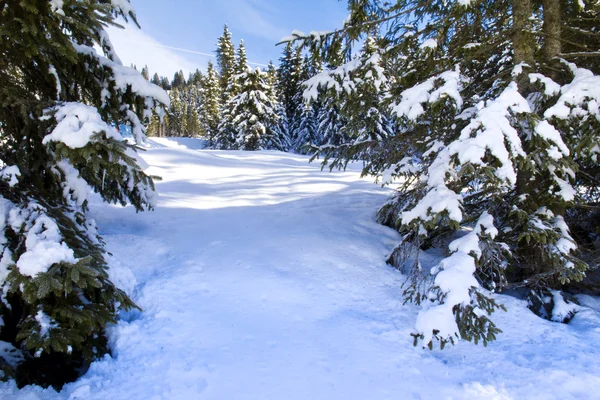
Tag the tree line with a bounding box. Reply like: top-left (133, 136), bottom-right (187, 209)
top-left (139, 26), bottom-right (388, 152)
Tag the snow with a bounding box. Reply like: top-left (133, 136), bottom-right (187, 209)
top-left (9, 206), bottom-right (77, 278)
top-left (110, 0), bottom-right (134, 16)
top-left (416, 212), bottom-right (498, 344)
top-left (0, 341), bottom-right (23, 369)
top-left (48, 65), bottom-right (62, 99)
top-left (34, 310), bottom-right (57, 340)
top-left (0, 165), bottom-right (20, 187)
top-left (393, 67), bottom-right (463, 121)
top-left (2, 138), bottom-right (600, 399)
top-left (53, 160), bottom-right (93, 206)
top-left (420, 38), bottom-right (437, 49)
top-left (545, 64), bottom-right (600, 120)
top-left (550, 291), bottom-right (579, 323)
top-left (43, 102), bottom-right (123, 148)
top-left (49, 0), bottom-right (65, 16)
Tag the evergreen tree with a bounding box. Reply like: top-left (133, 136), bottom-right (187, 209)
top-left (151, 72), bottom-right (161, 86)
top-left (231, 40), bottom-right (249, 96)
top-left (141, 65), bottom-right (150, 80)
top-left (0, 0), bottom-right (168, 387)
top-left (228, 68), bottom-right (283, 151)
top-left (291, 56), bottom-right (323, 153)
top-left (160, 76), bottom-right (171, 91)
top-left (184, 104), bottom-right (201, 137)
top-left (167, 88), bottom-right (185, 137)
top-left (266, 61), bottom-right (291, 151)
top-left (200, 62), bottom-right (222, 146)
top-left (171, 70), bottom-right (186, 89)
top-left (293, 103), bottom-right (320, 153)
top-left (215, 25), bottom-right (236, 103)
top-left (277, 44), bottom-right (304, 143)
top-left (318, 97), bottom-right (348, 147)
top-left (265, 61), bottom-right (278, 101)
top-left (216, 40), bottom-right (250, 148)
top-left (290, 0), bottom-right (600, 348)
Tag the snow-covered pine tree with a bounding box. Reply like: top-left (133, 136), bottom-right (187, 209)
top-left (266, 61), bottom-right (291, 151)
top-left (286, 0), bottom-right (600, 348)
top-left (302, 36), bottom-right (391, 160)
top-left (0, 0), bottom-right (168, 387)
top-left (216, 40), bottom-right (250, 149)
top-left (229, 68), bottom-right (284, 151)
top-left (200, 61), bottom-right (222, 146)
top-left (291, 56), bottom-right (325, 153)
top-left (277, 44), bottom-right (304, 145)
top-left (231, 40), bottom-right (249, 96)
top-left (318, 97), bottom-right (348, 147)
top-left (167, 87), bottom-right (185, 137)
top-left (293, 103), bottom-right (320, 154)
top-left (141, 65), bottom-right (150, 80)
top-left (184, 104), bottom-right (201, 137)
top-left (215, 25), bottom-right (236, 104)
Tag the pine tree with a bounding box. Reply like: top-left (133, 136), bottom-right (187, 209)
top-left (167, 88), bottom-right (185, 137)
top-left (216, 40), bottom-right (250, 149)
top-left (291, 56), bottom-right (324, 153)
top-left (293, 103), bottom-right (320, 153)
top-left (151, 72), bottom-right (161, 86)
top-left (289, 0), bottom-right (600, 348)
top-left (231, 40), bottom-right (249, 96)
top-left (184, 104), bottom-right (201, 137)
top-left (0, 0), bottom-right (168, 387)
top-left (318, 97), bottom-right (347, 147)
top-left (171, 70), bottom-right (186, 89)
top-left (215, 25), bottom-right (236, 103)
top-left (200, 61), bottom-right (222, 146)
top-left (141, 65), bottom-right (150, 80)
top-left (277, 44), bottom-right (304, 144)
top-left (228, 68), bottom-right (283, 151)
top-left (266, 61), bottom-right (291, 151)
top-left (160, 76), bottom-right (171, 90)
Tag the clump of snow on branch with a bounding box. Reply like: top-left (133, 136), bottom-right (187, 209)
top-left (302, 52), bottom-right (386, 101)
top-left (545, 63), bottom-right (600, 120)
top-left (392, 67), bottom-right (463, 121)
top-left (110, 0), bottom-right (134, 16)
top-left (34, 310), bottom-right (58, 340)
top-left (49, 0), bottom-right (65, 15)
top-left (52, 160), bottom-right (94, 207)
top-left (43, 102), bottom-right (123, 148)
top-left (401, 80), bottom-right (530, 227)
top-left (450, 82), bottom-right (528, 185)
top-left (0, 166), bottom-right (20, 187)
top-left (7, 204), bottom-right (76, 278)
top-left (415, 212), bottom-right (497, 344)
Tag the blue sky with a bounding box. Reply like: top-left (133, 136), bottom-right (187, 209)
top-left (108, 0), bottom-right (348, 79)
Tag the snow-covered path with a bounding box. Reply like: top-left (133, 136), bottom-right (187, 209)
top-left (3, 138), bottom-right (600, 400)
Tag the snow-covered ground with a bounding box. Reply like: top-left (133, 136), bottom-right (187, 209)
top-left (2, 137), bottom-right (600, 400)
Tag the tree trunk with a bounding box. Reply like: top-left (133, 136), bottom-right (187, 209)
top-left (542, 0), bottom-right (562, 79)
top-left (512, 0), bottom-right (535, 67)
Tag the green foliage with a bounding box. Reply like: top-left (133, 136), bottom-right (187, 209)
top-left (288, 0), bottom-right (600, 348)
top-left (0, 0), bottom-right (166, 387)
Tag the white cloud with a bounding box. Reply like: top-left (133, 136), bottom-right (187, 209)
top-left (106, 24), bottom-right (200, 78)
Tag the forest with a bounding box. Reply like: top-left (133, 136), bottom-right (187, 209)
top-left (0, 0), bottom-right (599, 397)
